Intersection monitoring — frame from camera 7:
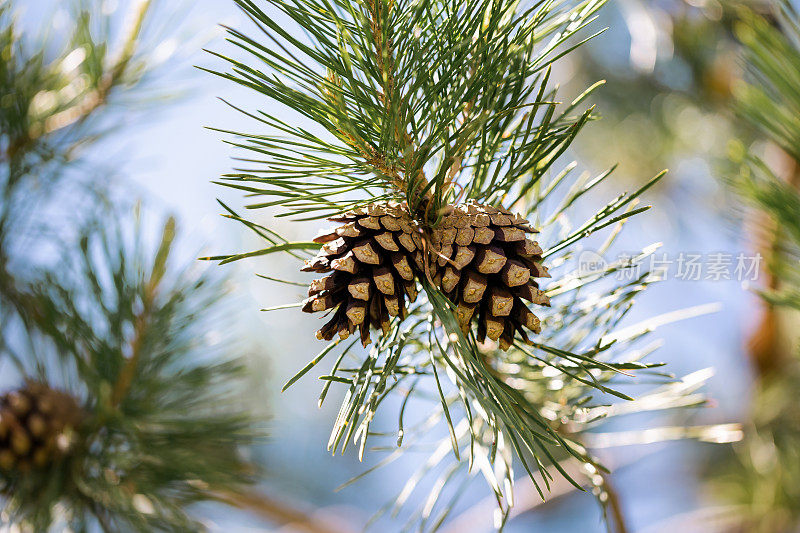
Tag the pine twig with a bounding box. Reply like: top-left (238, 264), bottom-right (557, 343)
top-left (216, 489), bottom-right (357, 533)
top-left (111, 216), bottom-right (173, 407)
top-left (109, 296), bottom-right (152, 408)
top-left (599, 471), bottom-right (629, 533)
top-left (746, 152), bottom-right (800, 375)
top-left (439, 459), bottom-right (584, 533)
top-left (440, 450), bottom-right (648, 533)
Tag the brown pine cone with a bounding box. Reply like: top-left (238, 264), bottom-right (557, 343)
top-left (431, 201), bottom-right (550, 351)
top-left (0, 383), bottom-right (83, 473)
top-left (302, 202), bottom-right (424, 347)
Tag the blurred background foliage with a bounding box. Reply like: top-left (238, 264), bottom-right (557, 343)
top-left (565, 0), bottom-right (760, 183)
top-left (567, 0), bottom-right (800, 530)
top-left (706, 2), bottom-right (800, 531)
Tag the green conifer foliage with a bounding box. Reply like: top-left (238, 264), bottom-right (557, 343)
top-left (208, 0), bottom-right (735, 529)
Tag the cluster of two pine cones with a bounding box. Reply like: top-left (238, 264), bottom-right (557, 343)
top-left (301, 201), bottom-right (550, 350)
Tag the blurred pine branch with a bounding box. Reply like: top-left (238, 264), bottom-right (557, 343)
top-left (0, 1), bottom-right (263, 530)
top-left (709, 2), bottom-right (800, 531)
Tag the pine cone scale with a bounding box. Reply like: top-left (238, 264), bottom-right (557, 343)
top-left (352, 241), bottom-right (381, 264)
top-left (348, 278), bottom-right (371, 300)
top-left (391, 254), bottom-right (414, 280)
top-left (500, 260), bottom-right (530, 287)
top-left (475, 246), bottom-right (507, 274)
top-left (357, 217), bottom-right (381, 230)
top-left (331, 253), bottom-right (358, 273)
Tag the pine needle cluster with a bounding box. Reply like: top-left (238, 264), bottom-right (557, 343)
top-left (207, 0), bottom-right (733, 529)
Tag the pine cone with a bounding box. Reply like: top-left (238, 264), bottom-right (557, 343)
top-left (302, 202), bottom-right (424, 347)
top-left (431, 201), bottom-right (550, 351)
top-left (0, 383), bottom-right (83, 473)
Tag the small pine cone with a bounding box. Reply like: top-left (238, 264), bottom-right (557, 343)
top-left (301, 202), bottom-right (424, 347)
top-left (0, 383), bottom-right (83, 473)
top-left (432, 201), bottom-right (550, 351)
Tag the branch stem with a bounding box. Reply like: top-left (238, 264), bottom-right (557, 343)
top-left (216, 489), bottom-right (357, 533)
top-left (110, 276), bottom-right (157, 407)
top-left (600, 471), bottom-right (629, 533)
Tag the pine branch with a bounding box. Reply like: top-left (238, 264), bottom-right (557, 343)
top-left (216, 489), bottom-right (357, 533)
top-left (600, 471), bottom-right (629, 533)
top-left (40, 0), bottom-right (153, 136)
top-left (710, 2), bottom-right (800, 531)
top-left (1, 1), bottom-right (156, 163)
top-left (208, 0), bottom-right (607, 220)
top-left (0, 213), bottom-right (259, 531)
top-left (207, 0), bottom-right (721, 530)
top-left (110, 216), bottom-right (175, 408)
top-left (0, 3), bottom-right (263, 530)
